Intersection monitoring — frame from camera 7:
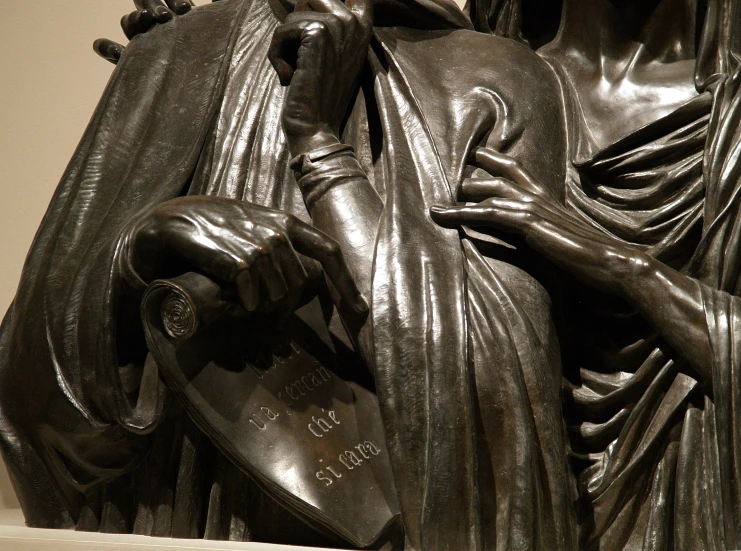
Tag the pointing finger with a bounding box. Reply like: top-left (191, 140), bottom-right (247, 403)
top-left (93, 39), bottom-right (124, 65)
top-left (430, 202), bottom-right (530, 232)
top-left (459, 177), bottom-right (522, 202)
top-left (287, 220), bottom-right (368, 314)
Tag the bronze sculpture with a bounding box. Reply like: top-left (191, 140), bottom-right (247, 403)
top-left (1, 0), bottom-right (740, 549)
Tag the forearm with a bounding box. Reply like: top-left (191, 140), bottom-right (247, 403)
top-left (615, 251), bottom-right (713, 383)
top-left (529, 215), bottom-right (715, 383)
top-left (292, 144), bottom-right (382, 365)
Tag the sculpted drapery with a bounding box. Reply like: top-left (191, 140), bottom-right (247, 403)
top-left (0, 0), bottom-right (577, 548)
top-left (3, 0), bottom-right (741, 548)
top-left (557, 3), bottom-right (741, 548)
top-left (464, 0), bottom-right (741, 548)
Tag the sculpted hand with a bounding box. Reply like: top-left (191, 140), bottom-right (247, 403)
top-left (268, 0), bottom-right (374, 154)
top-left (125, 197), bottom-right (368, 314)
top-left (431, 147), bottom-right (645, 293)
top-left (433, 147), bottom-right (715, 382)
top-left (93, 0), bottom-right (197, 64)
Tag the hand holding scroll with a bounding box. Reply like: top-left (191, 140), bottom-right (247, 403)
top-left (124, 197), bottom-right (368, 315)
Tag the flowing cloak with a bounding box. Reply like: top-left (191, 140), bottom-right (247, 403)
top-left (0, 0), bottom-right (578, 547)
top-left (476, 0), bottom-right (741, 549)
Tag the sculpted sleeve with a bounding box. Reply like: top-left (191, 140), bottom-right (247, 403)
top-left (0, 1), bottom-right (244, 527)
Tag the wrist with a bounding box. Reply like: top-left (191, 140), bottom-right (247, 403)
top-left (615, 249), bottom-right (656, 299)
top-left (286, 130), bottom-right (340, 157)
top-left (118, 222), bottom-right (150, 290)
top-left (124, 214), bottom-right (165, 286)
top-left (292, 147), bottom-right (365, 212)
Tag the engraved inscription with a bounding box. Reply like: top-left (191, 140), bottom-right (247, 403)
top-left (315, 440), bottom-right (383, 486)
top-left (249, 407), bottom-right (279, 431)
top-left (278, 365), bottom-right (332, 408)
top-left (308, 408), bottom-right (341, 438)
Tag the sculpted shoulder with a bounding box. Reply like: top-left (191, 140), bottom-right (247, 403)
top-left (121, 0), bottom-right (246, 62)
top-left (377, 27), bottom-right (566, 196)
top-left (377, 27), bottom-right (562, 111)
top-left (443, 30), bottom-right (559, 94)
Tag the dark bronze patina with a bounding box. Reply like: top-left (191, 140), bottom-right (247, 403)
top-left (2, 0), bottom-right (741, 549)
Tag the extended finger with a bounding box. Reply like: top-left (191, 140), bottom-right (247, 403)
top-left (165, 0), bottom-right (193, 14)
top-left (121, 10), bottom-right (156, 39)
top-left (459, 178), bottom-right (522, 202)
top-left (430, 201), bottom-right (533, 231)
top-left (431, 201), bottom-right (613, 248)
top-left (134, 0), bottom-right (174, 22)
top-left (93, 39), bottom-right (124, 64)
top-left (459, 177), bottom-right (568, 222)
top-left (236, 269), bottom-right (260, 312)
top-left (254, 249), bottom-right (290, 304)
top-left (471, 147), bottom-right (544, 197)
top-left (287, 221), bottom-right (368, 314)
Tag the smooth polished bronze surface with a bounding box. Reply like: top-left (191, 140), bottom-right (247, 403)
top-left (2, 0), bottom-right (741, 549)
top-left (142, 273), bottom-right (398, 548)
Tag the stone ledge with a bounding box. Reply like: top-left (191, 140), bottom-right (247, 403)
top-left (0, 510), bottom-right (337, 551)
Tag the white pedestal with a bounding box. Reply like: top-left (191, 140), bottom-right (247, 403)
top-left (0, 509), bottom-right (340, 551)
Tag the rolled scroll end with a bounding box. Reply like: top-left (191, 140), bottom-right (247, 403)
top-left (161, 290), bottom-right (200, 340)
top-left (143, 272), bottom-right (229, 341)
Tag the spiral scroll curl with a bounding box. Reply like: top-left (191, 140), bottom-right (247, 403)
top-left (161, 291), bottom-right (199, 340)
top-left (144, 272), bottom-right (229, 342)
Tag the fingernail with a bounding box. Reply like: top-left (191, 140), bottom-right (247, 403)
top-left (174, 1), bottom-right (192, 14)
top-left (138, 9), bottom-right (155, 24)
top-left (430, 206), bottom-right (446, 216)
top-left (154, 6), bottom-right (174, 21)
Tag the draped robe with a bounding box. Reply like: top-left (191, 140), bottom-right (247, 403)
top-left (0, 0), bottom-right (579, 547)
top-left (531, 1), bottom-right (741, 548)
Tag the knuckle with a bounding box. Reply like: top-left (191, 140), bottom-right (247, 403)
top-left (304, 20), bottom-right (328, 37)
top-left (336, 11), bottom-right (354, 24)
top-left (270, 230), bottom-right (289, 245)
top-left (242, 249), bottom-right (259, 267)
top-left (324, 239), bottom-right (341, 258)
